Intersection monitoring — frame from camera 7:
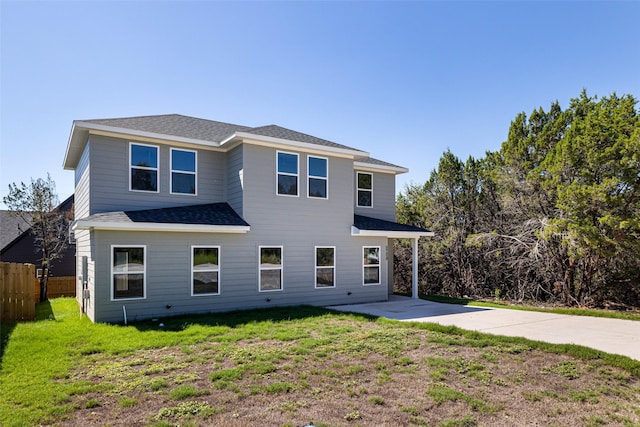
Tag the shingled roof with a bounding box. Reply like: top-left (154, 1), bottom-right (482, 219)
top-left (80, 114), bottom-right (362, 153)
top-left (66, 114), bottom-right (406, 173)
top-left (355, 156), bottom-right (407, 172)
top-left (243, 125), bottom-right (359, 152)
top-left (0, 211), bottom-right (31, 250)
top-left (82, 114), bottom-right (250, 143)
top-left (78, 202), bottom-right (249, 227)
top-left (354, 215), bottom-right (431, 234)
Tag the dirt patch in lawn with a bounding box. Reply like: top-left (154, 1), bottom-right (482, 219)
top-left (59, 318), bottom-right (639, 427)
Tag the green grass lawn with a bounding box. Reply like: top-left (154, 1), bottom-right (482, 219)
top-left (420, 294), bottom-right (640, 321)
top-left (1, 298), bottom-right (639, 427)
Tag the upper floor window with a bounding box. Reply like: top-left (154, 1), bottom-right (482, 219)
top-left (277, 151), bottom-right (298, 196)
top-left (357, 172), bottom-right (372, 207)
top-left (171, 148), bottom-right (197, 195)
top-left (130, 143), bottom-right (158, 192)
top-left (308, 156), bottom-right (328, 199)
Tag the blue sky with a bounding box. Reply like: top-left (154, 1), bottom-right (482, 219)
top-left (1, 1), bottom-right (639, 208)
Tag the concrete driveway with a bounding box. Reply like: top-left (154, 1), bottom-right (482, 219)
top-left (328, 296), bottom-right (640, 361)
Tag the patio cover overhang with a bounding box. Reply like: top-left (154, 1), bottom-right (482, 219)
top-left (352, 215), bottom-right (433, 299)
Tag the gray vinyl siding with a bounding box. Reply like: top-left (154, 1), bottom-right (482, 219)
top-left (354, 170), bottom-right (397, 222)
top-left (226, 145), bottom-right (243, 215)
top-left (239, 144), bottom-right (387, 306)
top-left (75, 136), bottom-right (402, 323)
top-left (89, 230), bottom-right (389, 323)
top-left (87, 143), bottom-right (390, 323)
top-left (86, 135), bottom-right (227, 214)
top-left (75, 229), bottom-right (95, 320)
top-left (74, 143), bottom-right (91, 219)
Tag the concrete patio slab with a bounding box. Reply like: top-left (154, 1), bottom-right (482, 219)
top-left (327, 296), bottom-right (640, 361)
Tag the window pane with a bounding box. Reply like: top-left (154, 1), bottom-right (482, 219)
top-left (193, 247), bottom-right (218, 269)
top-left (316, 247), bottom-right (334, 267)
top-left (364, 247), bottom-right (379, 265)
top-left (172, 172), bottom-right (196, 194)
top-left (358, 173), bottom-right (372, 189)
top-left (193, 271), bottom-right (219, 294)
top-left (358, 190), bottom-right (372, 207)
top-left (364, 266), bottom-right (380, 284)
top-left (131, 169), bottom-right (158, 192)
top-left (278, 175), bottom-right (298, 196)
top-left (131, 145), bottom-right (157, 168)
top-left (172, 150), bottom-right (196, 172)
top-left (277, 152), bottom-right (298, 174)
top-left (309, 178), bottom-right (327, 198)
top-left (316, 267), bottom-right (334, 287)
top-left (260, 269), bottom-right (282, 291)
top-left (309, 157), bottom-right (327, 177)
top-left (260, 247), bottom-right (282, 266)
top-left (113, 273), bottom-right (144, 298)
top-left (113, 247), bottom-right (144, 271)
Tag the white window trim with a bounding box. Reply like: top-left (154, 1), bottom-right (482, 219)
top-left (315, 246), bottom-right (336, 289)
top-left (307, 155), bottom-right (329, 199)
top-left (276, 151), bottom-right (299, 197)
top-left (259, 245), bottom-right (284, 292)
top-left (191, 245), bottom-right (221, 296)
top-left (170, 147), bottom-right (198, 196)
top-left (356, 171), bottom-right (373, 208)
top-left (362, 245), bottom-right (381, 286)
top-left (110, 244), bottom-right (147, 301)
top-left (129, 142), bottom-right (159, 193)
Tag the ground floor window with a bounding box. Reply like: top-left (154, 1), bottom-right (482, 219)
top-left (363, 246), bottom-right (380, 285)
top-left (315, 246), bottom-right (335, 288)
top-left (259, 246), bottom-right (283, 291)
top-left (192, 246), bottom-right (220, 295)
top-left (111, 246), bottom-right (145, 300)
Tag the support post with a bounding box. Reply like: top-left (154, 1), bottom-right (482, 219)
top-left (412, 237), bottom-right (419, 299)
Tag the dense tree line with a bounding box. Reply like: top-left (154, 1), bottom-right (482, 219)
top-left (395, 91), bottom-right (640, 308)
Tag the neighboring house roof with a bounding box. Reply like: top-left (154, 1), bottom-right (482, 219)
top-left (0, 211), bottom-right (32, 250)
top-left (1, 195), bottom-right (74, 254)
top-left (74, 202), bottom-right (250, 233)
top-left (352, 214), bottom-right (433, 239)
top-left (1, 195), bottom-right (76, 276)
top-left (64, 114), bottom-right (402, 174)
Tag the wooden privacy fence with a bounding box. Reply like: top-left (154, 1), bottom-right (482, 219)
top-left (1, 262), bottom-right (35, 323)
top-left (35, 276), bottom-right (76, 302)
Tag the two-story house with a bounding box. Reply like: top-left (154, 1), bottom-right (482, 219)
top-left (63, 115), bottom-right (432, 323)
